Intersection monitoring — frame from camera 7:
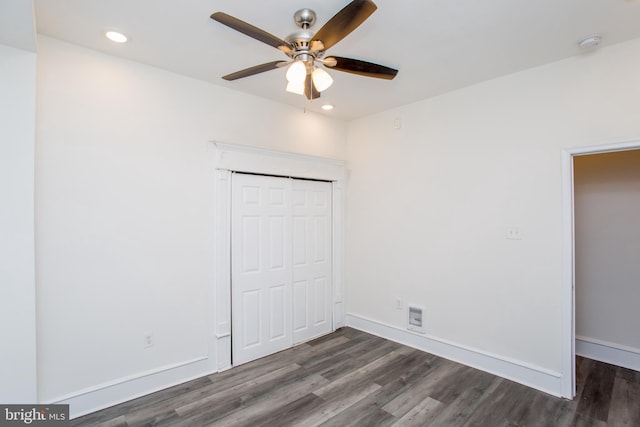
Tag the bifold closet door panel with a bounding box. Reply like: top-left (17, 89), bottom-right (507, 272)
top-left (231, 173), bottom-right (293, 366)
top-left (292, 179), bottom-right (332, 344)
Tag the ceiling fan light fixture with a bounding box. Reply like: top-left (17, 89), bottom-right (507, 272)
top-left (286, 81), bottom-right (305, 95)
top-left (312, 67), bottom-right (334, 92)
top-left (286, 60), bottom-right (307, 83)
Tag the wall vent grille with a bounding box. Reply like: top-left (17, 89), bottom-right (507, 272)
top-left (408, 305), bottom-right (425, 333)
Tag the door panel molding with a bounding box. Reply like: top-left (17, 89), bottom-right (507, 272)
top-left (292, 179), bottom-right (332, 344)
top-left (231, 173), bottom-right (293, 365)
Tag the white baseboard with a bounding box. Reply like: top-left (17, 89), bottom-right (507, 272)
top-left (50, 315), bottom-right (575, 419)
top-left (576, 336), bottom-right (640, 372)
top-left (46, 356), bottom-right (215, 419)
top-left (345, 313), bottom-right (564, 397)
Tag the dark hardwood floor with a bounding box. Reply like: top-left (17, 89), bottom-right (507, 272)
top-left (72, 328), bottom-right (640, 426)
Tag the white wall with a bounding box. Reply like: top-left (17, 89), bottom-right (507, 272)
top-left (31, 27), bottom-right (640, 411)
top-left (345, 37), bottom-right (640, 389)
top-left (574, 150), bottom-right (640, 349)
top-left (35, 36), bottom-right (346, 408)
top-left (0, 43), bottom-right (37, 403)
top-left (0, 0), bottom-right (36, 52)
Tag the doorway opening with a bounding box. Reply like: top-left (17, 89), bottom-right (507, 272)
top-left (561, 139), bottom-right (640, 398)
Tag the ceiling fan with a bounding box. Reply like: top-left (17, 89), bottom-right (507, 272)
top-left (210, 0), bottom-right (398, 100)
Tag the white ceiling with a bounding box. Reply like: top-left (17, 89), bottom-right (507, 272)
top-left (33, 0), bottom-right (640, 120)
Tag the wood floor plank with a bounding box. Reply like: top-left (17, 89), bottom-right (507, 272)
top-left (290, 335), bottom-right (352, 360)
top-left (301, 336), bottom-right (407, 383)
top-left (249, 393), bottom-right (325, 427)
top-left (427, 369), bottom-right (498, 427)
top-left (566, 413), bottom-right (608, 427)
top-left (86, 415), bottom-right (127, 427)
top-left (462, 378), bottom-right (540, 426)
top-left (294, 336), bottom-right (378, 381)
top-left (297, 334), bottom-right (383, 371)
top-left (553, 400), bottom-right (584, 427)
top-left (353, 339), bottom-right (406, 364)
top-left (70, 328), bottom-right (640, 427)
top-left (290, 382), bottom-right (382, 427)
top-left (320, 354), bottom-right (441, 426)
top-left (428, 364), bottom-right (494, 405)
top-left (575, 356), bottom-right (596, 402)
top-left (309, 356), bottom-right (364, 381)
top-left (167, 373), bottom-right (328, 427)
top-left (207, 353), bottom-right (295, 390)
top-left (313, 347), bottom-right (407, 398)
top-left (177, 363), bottom-right (300, 414)
top-left (423, 386), bottom-right (487, 427)
top-left (206, 374), bottom-right (329, 427)
top-left (616, 365), bottom-right (640, 384)
top-left (577, 359), bottom-right (617, 422)
top-left (512, 387), bottom-right (576, 427)
top-left (390, 396), bottom-right (445, 427)
top-left (122, 380), bottom-right (221, 425)
top-left (607, 377), bottom-right (640, 426)
top-left (318, 365), bottom-right (449, 427)
top-left (70, 376), bottom-right (214, 427)
top-left (371, 350), bottom-right (435, 387)
top-left (306, 327), bottom-right (358, 345)
top-left (132, 410), bottom-right (181, 427)
top-left (381, 358), bottom-right (462, 416)
top-left (319, 403), bottom-right (396, 427)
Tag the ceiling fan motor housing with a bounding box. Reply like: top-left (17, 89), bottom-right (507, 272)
top-left (285, 30), bottom-right (324, 65)
top-left (286, 30), bottom-right (313, 51)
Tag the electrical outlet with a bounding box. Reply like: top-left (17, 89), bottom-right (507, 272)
top-left (395, 297), bottom-right (403, 310)
top-left (144, 332), bottom-right (154, 349)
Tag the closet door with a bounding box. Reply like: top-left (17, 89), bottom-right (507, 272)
top-left (231, 173), bottom-right (292, 366)
top-left (292, 180), bottom-right (332, 343)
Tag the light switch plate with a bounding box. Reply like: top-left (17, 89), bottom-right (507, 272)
top-left (506, 227), bottom-right (523, 240)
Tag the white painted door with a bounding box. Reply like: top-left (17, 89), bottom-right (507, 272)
top-left (231, 174), bottom-right (333, 365)
top-left (231, 173), bottom-right (293, 366)
top-left (292, 179), bottom-right (332, 344)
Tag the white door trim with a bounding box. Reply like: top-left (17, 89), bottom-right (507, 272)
top-left (210, 142), bottom-right (346, 371)
top-left (560, 138), bottom-right (640, 398)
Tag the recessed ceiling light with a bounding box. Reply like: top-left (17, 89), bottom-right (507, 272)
top-left (578, 34), bottom-right (601, 49)
top-left (105, 31), bottom-right (128, 43)
top-left (321, 104), bottom-right (334, 111)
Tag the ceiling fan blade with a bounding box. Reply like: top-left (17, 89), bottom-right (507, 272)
top-left (222, 61), bottom-right (288, 81)
top-left (310, 0), bottom-right (377, 52)
top-left (211, 12), bottom-right (291, 52)
top-left (304, 74), bottom-right (321, 100)
top-left (325, 56), bottom-right (398, 80)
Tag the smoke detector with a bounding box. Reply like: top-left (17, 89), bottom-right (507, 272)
top-left (578, 34), bottom-right (601, 49)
